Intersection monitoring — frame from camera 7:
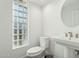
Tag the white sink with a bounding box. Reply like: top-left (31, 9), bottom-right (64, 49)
top-left (51, 36), bottom-right (79, 50)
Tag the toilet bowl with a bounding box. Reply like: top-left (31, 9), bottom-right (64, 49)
top-left (26, 37), bottom-right (49, 58)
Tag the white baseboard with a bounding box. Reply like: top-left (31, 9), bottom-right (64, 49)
top-left (19, 55), bottom-right (27, 58)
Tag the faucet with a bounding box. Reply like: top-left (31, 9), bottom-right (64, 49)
top-left (68, 32), bottom-right (73, 40)
top-left (65, 32), bottom-right (79, 40)
top-left (65, 33), bottom-right (68, 37)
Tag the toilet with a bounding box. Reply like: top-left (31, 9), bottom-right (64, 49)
top-left (26, 37), bottom-right (49, 58)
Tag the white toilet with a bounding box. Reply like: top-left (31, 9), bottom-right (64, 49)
top-left (26, 37), bottom-right (49, 58)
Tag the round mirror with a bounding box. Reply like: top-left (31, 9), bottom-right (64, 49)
top-left (61, 0), bottom-right (79, 27)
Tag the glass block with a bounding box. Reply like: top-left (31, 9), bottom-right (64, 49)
top-left (14, 11), bottom-right (18, 16)
top-left (14, 41), bottom-right (17, 46)
top-left (19, 35), bottom-right (22, 39)
top-left (14, 22), bottom-right (17, 25)
top-left (19, 40), bottom-right (22, 45)
top-left (23, 30), bottom-right (26, 36)
top-left (19, 23), bottom-right (22, 29)
top-left (18, 6), bottom-right (22, 11)
top-left (19, 26), bottom-right (22, 29)
top-left (14, 35), bottom-right (17, 40)
top-left (23, 19), bottom-right (27, 23)
top-left (23, 34), bottom-right (26, 39)
top-left (22, 25), bottom-right (25, 29)
top-left (13, 0), bottom-right (28, 48)
top-left (14, 25), bottom-right (17, 28)
top-left (14, 29), bottom-right (17, 34)
top-left (23, 7), bottom-right (27, 11)
top-left (19, 12), bottom-right (23, 17)
top-left (14, 16), bottom-right (17, 19)
top-left (23, 14), bottom-right (27, 17)
top-left (19, 29), bottom-right (22, 34)
top-left (14, 19), bottom-right (17, 25)
top-left (19, 19), bottom-right (22, 23)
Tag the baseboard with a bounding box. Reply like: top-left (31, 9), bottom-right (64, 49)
top-left (53, 55), bottom-right (59, 58)
top-left (19, 55), bottom-right (27, 58)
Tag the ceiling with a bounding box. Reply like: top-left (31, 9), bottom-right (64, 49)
top-left (29, 0), bottom-right (54, 6)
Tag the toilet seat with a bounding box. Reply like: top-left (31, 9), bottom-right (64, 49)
top-left (27, 46), bottom-right (44, 56)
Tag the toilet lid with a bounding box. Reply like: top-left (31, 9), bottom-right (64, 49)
top-left (27, 46), bottom-right (42, 54)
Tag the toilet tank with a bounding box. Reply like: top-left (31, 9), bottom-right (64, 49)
top-left (40, 37), bottom-right (49, 49)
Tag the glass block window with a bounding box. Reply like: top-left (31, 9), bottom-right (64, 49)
top-left (12, 0), bottom-right (28, 49)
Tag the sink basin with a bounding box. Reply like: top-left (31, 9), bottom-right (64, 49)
top-left (51, 36), bottom-right (79, 50)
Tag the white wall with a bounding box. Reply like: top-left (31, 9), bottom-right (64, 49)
top-left (0, 0), bottom-right (42, 57)
top-left (28, 3), bottom-right (43, 47)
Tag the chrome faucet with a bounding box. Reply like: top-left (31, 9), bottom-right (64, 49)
top-left (65, 32), bottom-right (73, 40)
top-left (68, 32), bottom-right (73, 40)
top-left (65, 32), bottom-right (79, 40)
